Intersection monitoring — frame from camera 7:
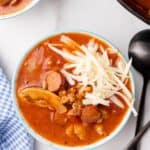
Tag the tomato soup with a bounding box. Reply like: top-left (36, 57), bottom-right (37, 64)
top-left (0, 0), bottom-right (32, 16)
top-left (16, 32), bottom-right (134, 146)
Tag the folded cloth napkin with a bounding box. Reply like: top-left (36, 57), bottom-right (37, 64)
top-left (0, 68), bottom-right (34, 150)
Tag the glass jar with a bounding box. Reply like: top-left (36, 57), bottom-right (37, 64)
top-left (118, 0), bottom-right (150, 24)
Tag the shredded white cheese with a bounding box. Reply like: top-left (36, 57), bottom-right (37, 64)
top-left (110, 95), bottom-right (124, 109)
top-left (48, 35), bottom-right (137, 116)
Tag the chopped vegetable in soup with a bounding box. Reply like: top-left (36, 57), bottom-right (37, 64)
top-left (0, 0), bottom-right (32, 15)
top-left (16, 32), bottom-right (136, 146)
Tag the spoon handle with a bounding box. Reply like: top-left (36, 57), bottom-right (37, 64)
top-left (134, 77), bottom-right (149, 149)
top-left (125, 121), bottom-right (150, 150)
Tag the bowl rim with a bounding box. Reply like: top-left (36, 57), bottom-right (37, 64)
top-left (12, 30), bottom-right (135, 150)
top-left (0, 0), bottom-right (40, 20)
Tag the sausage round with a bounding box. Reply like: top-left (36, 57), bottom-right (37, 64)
top-left (81, 105), bottom-right (101, 124)
top-left (46, 71), bottom-right (62, 92)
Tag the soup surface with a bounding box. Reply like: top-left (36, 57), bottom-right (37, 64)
top-left (16, 32), bottom-right (135, 146)
top-left (0, 0), bottom-right (32, 16)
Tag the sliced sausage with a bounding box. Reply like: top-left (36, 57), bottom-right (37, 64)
top-left (81, 105), bottom-right (101, 124)
top-left (46, 71), bottom-right (62, 92)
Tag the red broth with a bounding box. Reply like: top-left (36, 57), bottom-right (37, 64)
top-left (0, 0), bottom-right (32, 16)
top-left (16, 33), bottom-right (132, 146)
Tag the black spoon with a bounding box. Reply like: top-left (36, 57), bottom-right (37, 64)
top-left (128, 29), bottom-right (150, 150)
top-left (125, 121), bottom-right (150, 150)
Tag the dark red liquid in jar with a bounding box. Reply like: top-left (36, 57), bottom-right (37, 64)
top-left (135, 0), bottom-right (150, 9)
top-left (124, 0), bottom-right (150, 18)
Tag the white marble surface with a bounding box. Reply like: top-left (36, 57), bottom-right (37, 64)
top-left (0, 0), bottom-right (149, 149)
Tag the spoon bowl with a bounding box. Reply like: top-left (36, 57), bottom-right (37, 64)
top-left (129, 29), bottom-right (150, 78)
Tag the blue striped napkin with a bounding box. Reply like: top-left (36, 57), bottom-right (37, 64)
top-left (0, 68), bottom-right (34, 150)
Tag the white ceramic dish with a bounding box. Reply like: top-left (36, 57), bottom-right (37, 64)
top-left (0, 0), bottom-right (40, 19)
top-left (12, 31), bottom-right (135, 150)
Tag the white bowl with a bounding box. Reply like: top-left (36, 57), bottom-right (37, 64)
top-left (12, 31), bottom-right (135, 150)
top-left (0, 0), bottom-right (40, 19)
